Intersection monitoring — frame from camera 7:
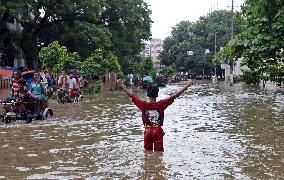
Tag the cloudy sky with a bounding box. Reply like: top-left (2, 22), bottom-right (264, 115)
top-left (144, 0), bottom-right (245, 40)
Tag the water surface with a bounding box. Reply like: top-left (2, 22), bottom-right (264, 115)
top-left (0, 82), bottom-right (283, 179)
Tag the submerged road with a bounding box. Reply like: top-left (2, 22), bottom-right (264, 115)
top-left (0, 81), bottom-right (283, 179)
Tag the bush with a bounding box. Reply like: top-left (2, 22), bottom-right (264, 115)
top-left (80, 49), bottom-right (121, 78)
top-left (161, 65), bottom-right (176, 76)
top-left (83, 80), bottom-right (102, 94)
top-left (233, 75), bottom-right (242, 83)
top-left (240, 70), bottom-right (260, 84)
top-left (39, 41), bottom-right (81, 73)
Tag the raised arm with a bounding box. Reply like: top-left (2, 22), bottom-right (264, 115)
top-left (117, 79), bottom-right (134, 98)
top-left (171, 79), bottom-right (193, 99)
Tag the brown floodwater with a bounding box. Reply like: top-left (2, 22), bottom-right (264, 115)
top-left (0, 81), bottom-right (283, 179)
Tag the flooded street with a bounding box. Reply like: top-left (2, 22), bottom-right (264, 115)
top-left (0, 81), bottom-right (283, 179)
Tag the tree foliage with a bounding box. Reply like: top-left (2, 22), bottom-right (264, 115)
top-left (79, 49), bottom-right (121, 78)
top-left (160, 10), bottom-right (243, 76)
top-left (101, 0), bottom-right (152, 60)
top-left (0, 0), bottom-right (152, 72)
top-left (39, 41), bottom-right (81, 73)
top-left (0, 0), bottom-right (23, 66)
top-left (138, 57), bottom-right (154, 75)
top-left (220, 0), bottom-right (284, 83)
top-left (160, 65), bottom-right (176, 76)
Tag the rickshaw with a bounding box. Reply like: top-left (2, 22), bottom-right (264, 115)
top-left (0, 70), bottom-right (54, 123)
top-left (0, 97), bottom-right (53, 123)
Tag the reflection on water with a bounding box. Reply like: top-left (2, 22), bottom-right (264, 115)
top-left (0, 82), bottom-right (283, 179)
top-left (0, 88), bottom-right (10, 100)
top-left (139, 152), bottom-right (167, 180)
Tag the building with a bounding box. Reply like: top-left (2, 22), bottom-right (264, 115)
top-left (0, 15), bottom-right (25, 67)
top-left (222, 57), bottom-right (248, 84)
top-left (222, 58), bottom-right (284, 91)
top-left (141, 38), bottom-right (163, 70)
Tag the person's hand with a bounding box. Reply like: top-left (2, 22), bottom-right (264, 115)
top-left (186, 79), bottom-right (193, 87)
top-left (116, 79), bottom-right (123, 87)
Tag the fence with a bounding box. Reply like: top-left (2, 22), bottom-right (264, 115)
top-left (0, 79), bottom-right (11, 88)
top-left (0, 68), bottom-right (13, 89)
top-left (103, 72), bottom-right (117, 90)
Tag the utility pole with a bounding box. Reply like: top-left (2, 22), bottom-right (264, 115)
top-left (214, 33), bottom-right (217, 75)
top-left (231, 0), bottom-right (234, 39)
top-left (211, 33), bottom-right (218, 83)
top-left (229, 0), bottom-right (234, 85)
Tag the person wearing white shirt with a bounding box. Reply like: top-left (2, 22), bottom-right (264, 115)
top-left (68, 74), bottom-right (76, 90)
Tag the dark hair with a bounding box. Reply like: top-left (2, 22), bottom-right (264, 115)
top-left (146, 83), bottom-right (159, 98)
top-left (14, 71), bottom-right (21, 76)
top-left (18, 78), bottom-right (26, 86)
top-left (33, 71), bottom-right (40, 79)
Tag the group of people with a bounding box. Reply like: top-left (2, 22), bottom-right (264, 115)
top-left (3, 69), bottom-right (85, 123)
top-left (10, 69), bottom-right (85, 103)
top-left (57, 71), bottom-right (84, 103)
top-left (8, 70), bottom-right (49, 123)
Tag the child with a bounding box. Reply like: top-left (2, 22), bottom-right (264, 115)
top-left (15, 78), bottom-right (34, 123)
top-left (117, 79), bottom-right (193, 151)
top-left (10, 71), bottom-right (21, 98)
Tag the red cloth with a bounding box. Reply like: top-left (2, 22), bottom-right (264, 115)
top-left (70, 88), bottom-right (78, 97)
top-left (131, 96), bottom-right (175, 126)
top-left (131, 96), bottom-right (175, 151)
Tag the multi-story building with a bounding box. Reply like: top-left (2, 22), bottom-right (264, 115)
top-left (141, 38), bottom-right (163, 70)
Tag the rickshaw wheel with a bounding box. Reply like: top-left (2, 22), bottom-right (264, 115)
top-left (4, 116), bottom-right (11, 123)
top-left (0, 115), bottom-right (4, 123)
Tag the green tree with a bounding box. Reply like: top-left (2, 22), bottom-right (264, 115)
top-left (220, 0), bottom-right (284, 83)
top-left (0, 0), bottom-right (23, 66)
top-left (160, 65), bottom-right (176, 76)
top-left (1, 0), bottom-right (152, 70)
top-left (120, 55), bottom-right (143, 75)
top-left (59, 22), bottom-right (112, 58)
top-left (105, 53), bottom-right (121, 73)
top-left (101, 0), bottom-right (152, 60)
top-left (138, 57), bottom-right (154, 75)
top-left (79, 49), bottom-right (121, 78)
top-left (39, 41), bottom-right (81, 73)
top-left (160, 10), bottom-right (243, 76)
top-left (0, 0), bottom-right (107, 67)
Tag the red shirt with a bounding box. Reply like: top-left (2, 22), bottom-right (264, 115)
top-left (131, 96), bottom-right (175, 126)
top-left (10, 78), bottom-right (20, 96)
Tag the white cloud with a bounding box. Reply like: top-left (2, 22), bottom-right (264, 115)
top-left (144, 0), bottom-right (245, 40)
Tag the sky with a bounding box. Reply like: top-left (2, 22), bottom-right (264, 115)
top-left (144, 0), bottom-right (245, 40)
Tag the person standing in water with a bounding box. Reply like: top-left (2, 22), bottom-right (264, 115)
top-left (117, 79), bottom-right (193, 151)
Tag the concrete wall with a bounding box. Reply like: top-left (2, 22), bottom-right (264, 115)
top-left (2, 17), bottom-right (26, 68)
top-left (233, 58), bottom-right (248, 76)
top-left (260, 80), bottom-right (284, 91)
top-left (222, 58), bottom-right (249, 84)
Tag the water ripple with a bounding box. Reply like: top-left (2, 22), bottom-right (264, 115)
top-left (0, 82), bottom-right (283, 179)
